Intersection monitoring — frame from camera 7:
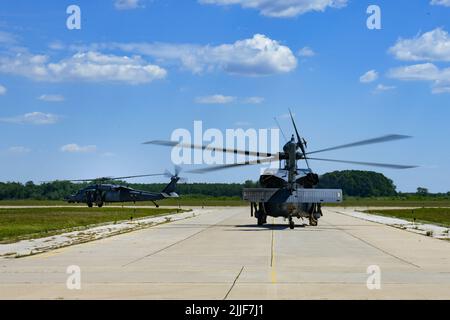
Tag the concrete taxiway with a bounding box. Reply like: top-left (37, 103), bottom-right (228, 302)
top-left (1, 207), bottom-right (449, 299)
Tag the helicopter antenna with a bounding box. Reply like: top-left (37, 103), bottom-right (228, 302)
top-left (274, 117), bottom-right (288, 142)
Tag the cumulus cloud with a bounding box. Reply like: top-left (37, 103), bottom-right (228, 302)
top-left (389, 28), bottom-right (450, 62)
top-left (0, 84), bottom-right (6, 95)
top-left (106, 34), bottom-right (297, 76)
top-left (359, 70), bottom-right (378, 83)
top-left (0, 51), bottom-right (167, 84)
top-left (7, 146), bottom-right (31, 154)
top-left (38, 94), bottom-right (65, 102)
top-left (388, 63), bottom-right (450, 94)
top-left (195, 94), bottom-right (265, 104)
top-left (61, 144), bottom-right (97, 153)
top-left (0, 112), bottom-right (60, 125)
top-left (430, 0), bottom-right (450, 6)
top-left (198, 0), bottom-right (348, 18)
top-left (297, 46), bottom-right (315, 57)
top-left (374, 84), bottom-right (396, 92)
top-left (195, 94), bottom-right (236, 104)
top-left (0, 31), bottom-right (16, 45)
top-left (114, 0), bottom-right (143, 10)
top-left (243, 96), bottom-right (265, 104)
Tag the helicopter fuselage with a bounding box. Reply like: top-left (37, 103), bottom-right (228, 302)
top-left (66, 179), bottom-right (179, 207)
top-left (243, 168), bottom-right (342, 227)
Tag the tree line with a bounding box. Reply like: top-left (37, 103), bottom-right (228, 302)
top-left (0, 171), bottom-right (447, 200)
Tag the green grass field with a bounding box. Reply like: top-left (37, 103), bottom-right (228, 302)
top-left (0, 207), bottom-right (186, 244)
top-left (327, 197), bottom-right (450, 207)
top-left (0, 196), bottom-right (247, 207)
top-left (364, 208), bottom-right (450, 227)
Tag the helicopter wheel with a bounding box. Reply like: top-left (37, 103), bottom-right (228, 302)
top-left (289, 218), bottom-right (295, 229)
top-left (257, 216), bottom-right (265, 226)
top-left (309, 215), bottom-right (318, 226)
top-left (256, 211), bottom-right (266, 226)
top-left (87, 202), bottom-right (93, 208)
top-left (97, 202), bottom-right (104, 208)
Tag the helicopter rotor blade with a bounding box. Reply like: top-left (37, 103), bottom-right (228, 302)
top-left (306, 157), bottom-right (418, 169)
top-left (188, 157), bottom-right (278, 174)
top-left (288, 109), bottom-right (310, 170)
top-left (67, 173), bottom-right (166, 183)
top-left (143, 140), bottom-right (275, 158)
top-left (109, 173), bottom-right (166, 180)
top-left (306, 134), bottom-right (412, 155)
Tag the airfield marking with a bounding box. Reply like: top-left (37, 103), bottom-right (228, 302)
top-left (322, 219), bottom-right (421, 268)
top-left (121, 211), bottom-right (240, 267)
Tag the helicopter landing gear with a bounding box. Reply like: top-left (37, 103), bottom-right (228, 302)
top-left (309, 215), bottom-right (318, 226)
top-left (256, 210), bottom-right (267, 226)
top-left (253, 202), bottom-right (267, 226)
top-left (97, 201), bottom-right (104, 208)
top-left (87, 202), bottom-right (93, 208)
top-left (288, 217), bottom-right (295, 229)
top-left (308, 203), bottom-right (322, 226)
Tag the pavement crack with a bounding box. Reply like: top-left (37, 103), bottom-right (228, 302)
top-left (223, 266), bottom-right (244, 300)
top-left (122, 213), bottom-right (238, 267)
top-left (323, 220), bottom-right (421, 268)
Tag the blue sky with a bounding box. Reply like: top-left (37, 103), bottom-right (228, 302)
top-left (0, 0), bottom-right (450, 192)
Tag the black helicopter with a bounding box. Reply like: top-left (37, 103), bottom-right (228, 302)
top-left (65, 168), bottom-right (183, 208)
top-left (146, 111), bottom-right (417, 229)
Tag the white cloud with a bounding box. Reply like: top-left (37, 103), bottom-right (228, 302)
top-left (0, 31), bottom-right (16, 44)
top-left (61, 144), bottom-right (97, 153)
top-left (7, 146), bottom-right (31, 154)
top-left (114, 0), bottom-right (143, 10)
top-left (388, 63), bottom-right (440, 81)
top-left (106, 34), bottom-right (297, 76)
top-left (102, 152), bottom-right (116, 157)
top-left (0, 112), bottom-right (60, 125)
top-left (297, 46), bottom-right (315, 57)
top-left (388, 63), bottom-right (450, 94)
top-left (430, 0), bottom-right (450, 7)
top-left (195, 94), bottom-right (236, 104)
top-left (195, 95), bottom-right (265, 104)
top-left (374, 84), bottom-right (396, 92)
top-left (198, 0), bottom-right (348, 18)
top-left (38, 94), bottom-right (65, 102)
top-left (243, 96), bottom-right (265, 104)
top-left (359, 70), bottom-right (378, 83)
top-left (0, 84), bottom-right (6, 95)
top-left (0, 51), bottom-right (167, 84)
top-left (389, 28), bottom-right (450, 62)
top-left (432, 85), bottom-right (450, 94)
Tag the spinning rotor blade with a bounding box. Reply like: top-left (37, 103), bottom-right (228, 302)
top-left (111, 173), bottom-right (166, 180)
top-left (288, 109), bottom-right (310, 169)
top-left (144, 140), bottom-right (275, 158)
top-left (306, 157), bottom-right (417, 169)
top-left (188, 157), bottom-right (278, 174)
top-left (69, 173), bottom-right (165, 182)
top-left (164, 165), bottom-right (182, 178)
top-left (306, 134), bottom-right (412, 155)
top-left (68, 177), bottom-right (113, 182)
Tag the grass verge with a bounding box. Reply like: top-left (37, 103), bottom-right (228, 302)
top-left (0, 197), bottom-right (247, 207)
top-left (0, 207), bottom-right (186, 244)
top-left (364, 208), bottom-right (450, 228)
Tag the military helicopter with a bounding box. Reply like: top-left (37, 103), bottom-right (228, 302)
top-left (64, 168), bottom-right (183, 208)
top-left (145, 111), bottom-right (417, 229)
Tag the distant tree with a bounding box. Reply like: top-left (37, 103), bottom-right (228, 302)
top-left (317, 170), bottom-right (397, 197)
top-left (416, 187), bottom-right (429, 195)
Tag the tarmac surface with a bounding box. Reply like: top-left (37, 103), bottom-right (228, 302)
top-left (1, 206), bottom-right (450, 300)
